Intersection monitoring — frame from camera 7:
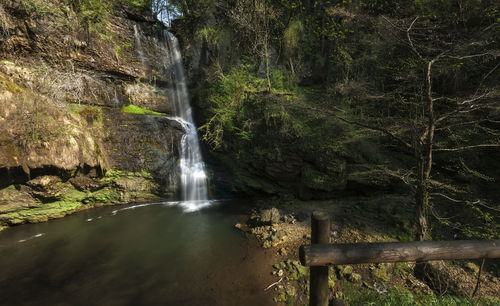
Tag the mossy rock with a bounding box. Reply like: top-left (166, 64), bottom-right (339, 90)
top-left (464, 262), bottom-right (480, 274)
top-left (259, 207), bottom-right (281, 225)
top-left (274, 260), bottom-right (309, 280)
top-left (285, 284), bottom-right (296, 297)
top-left (85, 188), bottom-right (121, 203)
top-left (349, 273), bottom-right (362, 282)
top-left (371, 265), bottom-right (389, 282)
top-left (1, 199), bottom-right (84, 225)
top-left (339, 265), bottom-right (354, 279)
top-left (0, 185), bottom-right (39, 214)
top-left (273, 292), bottom-right (287, 303)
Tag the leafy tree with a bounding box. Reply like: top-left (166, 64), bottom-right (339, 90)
top-left (229, 0), bottom-right (283, 91)
top-left (326, 13), bottom-right (500, 241)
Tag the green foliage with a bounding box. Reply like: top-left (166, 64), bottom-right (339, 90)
top-left (20, 0), bottom-right (50, 14)
top-left (124, 0), bottom-right (153, 9)
top-left (199, 65), bottom-right (257, 148)
top-left (196, 26), bottom-right (221, 47)
top-left (283, 18), bottom-right (303, 56)
top-left (413, 0), bottom-right (495, 22)
top-left (200, 63), bottom-right (304, 149)
top-left (347, 286), bottom-right (500, 305)
top-left (186, 0), bottom-right (500, 242)
top-left (62, 0), bottom-right (109, 32)
top-left (116, 41), bottom-right (133, 60)
top-left (121, 104), bottom-right (165, 115)
top-left (154, 0), bottom-right (214, 21)
top-left (278, 0), bottom-right (302, 10)
top-left (269, 69), bottom-right (287, 91)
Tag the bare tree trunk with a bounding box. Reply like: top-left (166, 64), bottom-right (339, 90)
top-left (264, 39), bottom-right (271, 91)
top-left (415, 176), bottom-right (429, 241)
top-left (414, 59), bottom-right (438, 242)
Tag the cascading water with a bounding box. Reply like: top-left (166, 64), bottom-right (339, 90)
top-left (133, 24), bottom-right (145, 64)
top-left (161, 31), bottom-right (210, 212)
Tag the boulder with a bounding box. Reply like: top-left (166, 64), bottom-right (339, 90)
top-left (259, 207), bottom-right (281, 225)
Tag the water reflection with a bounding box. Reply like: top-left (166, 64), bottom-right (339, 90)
top-left (0, 201), bottom-right (273, 306)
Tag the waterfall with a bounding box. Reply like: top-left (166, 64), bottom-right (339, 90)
top-left (133, 24), bottom-right (145, 64)
top-left (112, 88), bottom-right (120, 108)
top-left (162, 31), bottom-right (210, 212)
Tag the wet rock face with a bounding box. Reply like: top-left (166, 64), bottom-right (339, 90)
top-left (102, 111), bottom-right (184, 187)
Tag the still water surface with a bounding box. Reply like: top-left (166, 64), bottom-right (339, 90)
top-left (0, 201), bottom-right (274, 306)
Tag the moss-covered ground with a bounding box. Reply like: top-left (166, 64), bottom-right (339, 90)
top-left (0, 169), bottom-right (161, 229)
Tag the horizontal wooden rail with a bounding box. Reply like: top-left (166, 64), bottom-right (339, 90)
top-left (300, 239), bottom-right (500, 266)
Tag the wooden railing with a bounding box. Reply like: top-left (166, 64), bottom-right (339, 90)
top-left (299, 211), bottom-right (500, 306)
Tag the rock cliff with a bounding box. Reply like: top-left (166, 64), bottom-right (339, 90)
top-left (0, 0), bottom-right (183, 228)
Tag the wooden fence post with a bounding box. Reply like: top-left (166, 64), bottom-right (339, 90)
top-left (310, 211), bottom-right (330, 306)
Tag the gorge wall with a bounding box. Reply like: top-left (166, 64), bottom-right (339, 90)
top-left (0, 0), bottom-right (184, 228)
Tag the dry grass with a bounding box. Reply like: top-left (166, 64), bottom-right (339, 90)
top-left (30, 63), bottom-right (102, 106)
top-left (0, 60), bottom-right (115, 110)
top-left (32, 65), bottom-right (99, 105)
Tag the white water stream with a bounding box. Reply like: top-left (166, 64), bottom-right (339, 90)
top-left (133, 24), bottom-right (145, 64)
top-left (162, 31), bottom-right (210, 212)
top-left (132, 26), bottom-right (210, 212)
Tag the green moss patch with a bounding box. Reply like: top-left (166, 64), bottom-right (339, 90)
top-left (0, 168), bottom-right (160, 228)
top-left (85, 188), bottom-right (120, 203)
top-left (121, 104), bottom-right (165, 115)
top-left (3, 200), bottom-right (84, 225)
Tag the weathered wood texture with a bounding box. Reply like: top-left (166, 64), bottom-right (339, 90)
top-left (300, 239), bottom-right (500, 266)
top-left (309, 212), bottom-right (330, 306)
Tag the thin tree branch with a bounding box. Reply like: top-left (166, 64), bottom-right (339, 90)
top-left (406, 17), bottom-right (423, 59)
top-left (430, 192), bottom-right (463, 203)
top-left (436, 102), bottom-right (497, 124)
top-left (434, 144), bottom-right (500, 152)
top-left (298, 106), bottom-right (414, 150)
top-left (264, 277), bottom-right (283, 291)
top-left (457, 92), bottom-right (491, 105)
top-left (430, 194), bottom-right (500, 212)
top-left (436, 119), bottom-right (500, 131)
top-left (471, 258), bottom-right (485, 298)
top-left (473, 62), bottom-right (500, 97)
top-left (444, 53), bottom-right (493, 60)
top-left (381, 16), bottom-right (406, 31)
